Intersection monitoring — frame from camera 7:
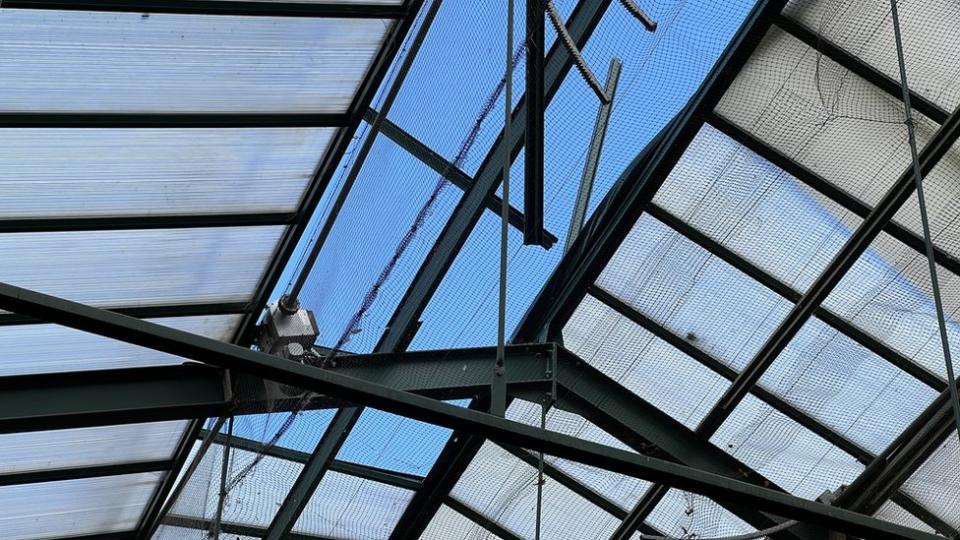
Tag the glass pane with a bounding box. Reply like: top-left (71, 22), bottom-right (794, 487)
top-left (563, 294), bottom-right (729, 429)
top-left (715, 27), bottom-right (938, 214)
top-left (507, 399), bottom-right (652, 511)
top-left (0, 10), bottom-right (389, 113)
top-left (655, 123), bottom-right (860, 293)
top-left (293, 471), bottom-right (412, 539)
top-left (901, 435), bottom-right (960, 529)
top-left (451, 442), bottom-right (622, 540)
top-left (171, 443), bottom-right (303, 528)
top-left (154, 525), bottom-right (258, 540)
top-left (0, 420), bottom-right (188, 474)
top-left (0, 472), bottom-right (161, 540)
top-left (784, 0), bottom-right (960, 111)
top-left (0, 314), bottom-right (242, 375)
top-left (337, 407), bottom-right (453, 476)
top-left (231, 409), bottom-right (336, 454)
top-left (597, 213), bottom-right (793, 372)
top-left (710, 394), bottom-right (864, 500)
top-left (646, 488), bottom-right (756, 539)
top-left (873, 501), bottom-right (936, 533)
top-left (0, 128), bottom-right (334, 218)
top-left (0, 226), bottom-right (284, 308)
top-left (421, 504), bottom-right (504, 540)
top-left (824, 231), bottom-right (960, 381)
top-left (760, 316), bottom-right (937, 454)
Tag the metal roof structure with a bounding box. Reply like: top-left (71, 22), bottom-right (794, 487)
top-left (1, 1), bottom-right (959, 540)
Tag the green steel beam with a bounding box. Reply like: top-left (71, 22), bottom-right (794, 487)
top-left (387, 1), bottom-right (615, 534)
top-left (0, 212), bottom-right (296, 234)
top-left (0, 365), bottom-right (227, 434)
top-left (0, 283), bottom-right (939, 540)
top-left (365, 107), bottom-right (557, 248)
top-left (2, 0), bottom-right (407, 18)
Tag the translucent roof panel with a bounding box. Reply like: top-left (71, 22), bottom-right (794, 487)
top-left (0, 420), bottom-right (187, 474)
top-left (759, 316), bottom-right (937, 454)
top-left (654, 123), bottom-right (861, 293)
top-left (900, 435), bottom-right (960, 529)
top-left (715, 26), bottom-right (938, 212)
top-left (421, 504), bottom-right (504, 540)
top-left (873, 501), bottom-right (938, 534)
top-left (710, 393), bottom-right (864, 500)
top-left (0, 10), bottom-right (390, 113)
top-left (646, 488), bottom-right (756, 539)
top-left (293, 471), bottom-right (413, 538)
top-left (451, 441), bottom-right (623, 540)
top-left (0, 314), bottom-right (242, 375)
top-left (507, 399), bottom-right (652, 511)
top-left (0, 472), bottom-right (161, 540)
top-left (0, 226), bottom-right (284, 309)
top-left (597, 213), bottom-right (793, 373)
top-left (154, 525), bottom-right (258, 540)
top-left (563, 294), bottom-right (729, 429)
top-left (0, 128), bottom-right (334, 219)
top-left (171, 443), bottom-right (302, 528)
top-left (824, 230), bottom-right (960, 381)
top-left (784, 0), bottom-right (960, 111)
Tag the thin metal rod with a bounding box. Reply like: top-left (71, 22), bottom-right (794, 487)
top-left (535, 399), bottom-right (546, 540)
top-left (889, 0), bottom-right (960, 441)
top-left (545, 0), bottom-right (608, 103)
top-left (493, 0), bottom-right (514, 418)
top-left (211, 416), bottom-right (233, 540)
top-left (286, 0), bottom-right (439, 301)
top-left (566, 58), bottom-right (622, 251)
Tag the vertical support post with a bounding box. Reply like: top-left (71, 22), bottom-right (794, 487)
top-left (565, 57), bottom-right (622, 251)
top-left (524, 0), bottom-right (546, 246)
top-left (211, 416), bottom-right (233, 539)
top-left (494, 0), bottom-right (515, 418)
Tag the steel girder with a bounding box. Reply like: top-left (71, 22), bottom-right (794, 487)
top-left (0, 281), bottom-right (941, 539)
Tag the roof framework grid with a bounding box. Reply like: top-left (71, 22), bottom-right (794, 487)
top-left (0, 280), bottom-right (944, 540)
top-left (0, 1), bottom-right (423, 538)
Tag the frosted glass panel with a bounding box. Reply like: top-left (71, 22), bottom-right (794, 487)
top-left (655, 123), bottom-right (859, 293)
top-left (421, 505), bottom-right (504, 540)
top-left (873, 501), bottom-right (936, 533)
top-left (598, 213), bottom-right (793, 372)
top-left (646, 489), bottom-right (755, 539)
top-left (0, 11), bottom-right (389, 113)
top-left (0, 226), bottom-right (283, 308)
top-left (173, 444), bottom-right (303, 527)
top-left (901, 435), bottom-right (960, 528)
top-left (760, 316), bottom-right (936, 454)
top-left (293, 471), bottom-right (412, 538)
top-left (564, 294), bottom-right (730, 428)
top-left (0, 472), bottom-right (161, 540)
top-left (0, 420), bottom-right (187, 474)
top-left (711, 394), bottom-right (863, 500)
top-left (154, 525), bottom-right (258, 540)
top-left (0, 314), bottom-right (241, 375)
top-left (508, 400), bottom-right (652, 511)
top-left (785, 0), bottom-right (960, 111)
top-left (824, 231), bottom-right (960, 381)
top-left (716, 27), bottom-right (937, 217)
top-left (0, 128), bottom-right (334, 218)
top-left (452, 442), bottom-right (622, 540)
